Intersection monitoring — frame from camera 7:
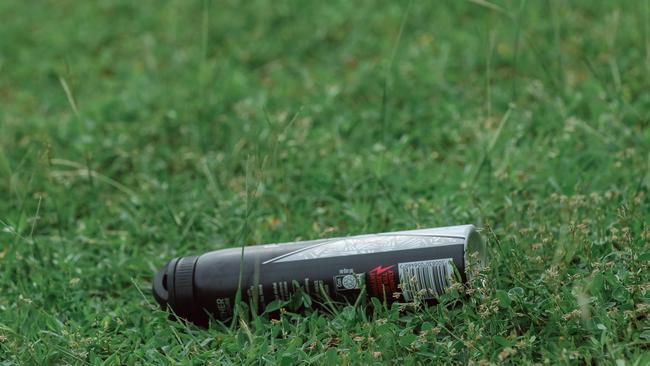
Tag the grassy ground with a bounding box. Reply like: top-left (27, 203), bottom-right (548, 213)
top-left (1, 0), bottom-right (649, 364)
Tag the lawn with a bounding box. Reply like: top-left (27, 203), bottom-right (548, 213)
top-left (1, 0), bottom-right (649, 364)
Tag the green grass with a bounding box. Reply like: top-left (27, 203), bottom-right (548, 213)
top-left (1, 0), bottom-right (649, 364)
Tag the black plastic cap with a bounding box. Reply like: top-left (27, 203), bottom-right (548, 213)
top-left (152, 256), bottom-right (199, 321)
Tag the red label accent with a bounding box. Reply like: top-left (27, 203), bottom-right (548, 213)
top-left (368, 264), bottom-right (397, 299)
top-left (372, 265), bottom-right (395, 275)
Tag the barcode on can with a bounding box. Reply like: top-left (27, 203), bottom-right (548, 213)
top-left (398, 258), bottom-right (453, 301)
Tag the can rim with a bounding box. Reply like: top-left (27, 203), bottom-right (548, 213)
top-left (463, 225), bottom-right (487, 279)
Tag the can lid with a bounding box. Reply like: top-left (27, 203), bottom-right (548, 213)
top-left (152, 256), bottom-right (199, 320)
top-left (463, 225), bottom-right (487, 278)
top-left (152, 257), bottom-right (177, 308)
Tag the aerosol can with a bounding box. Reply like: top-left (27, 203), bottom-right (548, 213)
top-left (153, 224), bottom-right (486, 325)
